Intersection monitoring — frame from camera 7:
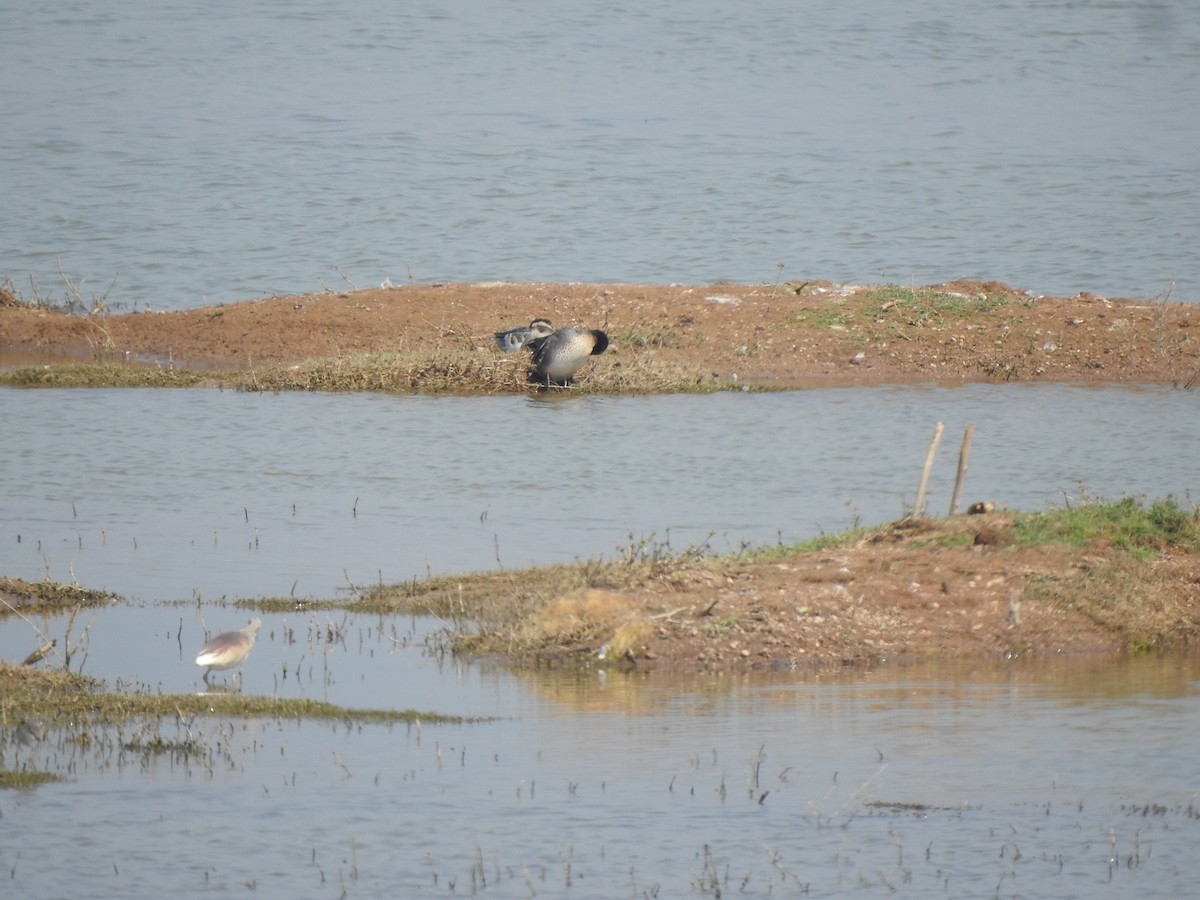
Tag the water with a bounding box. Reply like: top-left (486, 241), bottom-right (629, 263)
top-left (4, 0), bottom-right (1199, 309)
top-left (2, 383), bottom-right (1196, 600)
top-left (2, 379), bottom-right (1198, 896)
top-left (3, 638), bottom-right (1199, 897)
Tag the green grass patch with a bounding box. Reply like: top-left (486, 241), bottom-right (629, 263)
top-left (702, 615), bottom-right (741, 637)
top-left (1013, 496), bottom-right (1200, 559)
top-left (1, 662), bottom-right (478, 786)
top-left (863, 284), bottom-right (1009, 326)
top-left (790, 307), bottom-right (852, 329)
top-left (610, 322), bottom-right (679, 349)
top-left (1012, 497), bottom-right (1200, 649)
top-left (736, 527), bottom-right (868, 562)
top-left (932, 530), bottom-right (976, 549)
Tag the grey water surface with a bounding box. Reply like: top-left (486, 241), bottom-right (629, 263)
top-left (3, 383), bottom-right (1196, 601)
top-left (4, 0), bottom-right (1199, 307)
top-left (2, 631), bottom-right (1198, 898)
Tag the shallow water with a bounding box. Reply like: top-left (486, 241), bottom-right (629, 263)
top-left (3, 622), bottom-right (1198, 898)
top-left (3, 377), bottom-right (1198, 896)
top-left (2, 383), bottom-right (1197, 600)
top-left (4, 0), bottom-right (1199, 307)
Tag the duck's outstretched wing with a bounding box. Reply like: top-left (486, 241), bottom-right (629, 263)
top-left (494, 326), bottom-right (537, 352)
top-left (494, 318), bottom-right (553, 352)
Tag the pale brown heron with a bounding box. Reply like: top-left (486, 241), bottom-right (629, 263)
top-left (195, 618), bottom-right (261, 684)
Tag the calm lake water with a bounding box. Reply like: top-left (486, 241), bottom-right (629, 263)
top-left (4, 0), bottom-right (1199, 307)
top-left (3, 613), bottom-right (1199, 898)
top-left (4, 2), bottom-right (1200, 895)
top-left (2, 383), bottom-right (1197, 601)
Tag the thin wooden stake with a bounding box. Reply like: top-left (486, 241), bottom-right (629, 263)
top-left (913, 422), bottom-right (944, 517)
top-left (949, 424), bottom-right (975, 516)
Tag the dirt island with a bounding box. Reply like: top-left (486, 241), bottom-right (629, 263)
top-left (1, 278), bottom-right (1196, 390)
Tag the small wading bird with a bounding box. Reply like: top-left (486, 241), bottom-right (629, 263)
top-left (495, 319), bottom-right (609, 386)
top-left (195, 618), bottom-right (261, 684)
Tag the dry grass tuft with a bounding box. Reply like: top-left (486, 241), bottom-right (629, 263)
top-left (231, 349), bottom-right (531, 394)
top-left (0, 364), bottom-right (208, 389)
top-left (534, 589), bottom-right (648, 653)
top-left (1028, 550), bottom-right (1200, 650)
top-left (231, 345), bottom-right (733, 395)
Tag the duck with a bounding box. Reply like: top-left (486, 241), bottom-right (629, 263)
top-left (525, 327), bottom-right (609, 386)
top-left (494, 318), bottom-right (554, 352)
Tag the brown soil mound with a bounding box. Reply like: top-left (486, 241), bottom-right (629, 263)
top-left (383, 508), bottom-right (1200, 673)
top-left (2, 279), bottom-right (1197, 388)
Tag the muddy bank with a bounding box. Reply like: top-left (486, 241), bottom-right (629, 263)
top-left (358, 501), bottom-right (1200, 672)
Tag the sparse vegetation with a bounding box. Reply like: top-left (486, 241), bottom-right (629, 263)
top-left (0, 349), bottom-right (732, 394)
top-left (0, 363), bottom-right (207, 389)
top-left (0, 577), bottom-right (118, 615)
top-left (337, 498), bottom-right (1200, 668)
top-left (0, 660), bottom-right (471, 728)
top-left (862, 284), bottom-right (1011, 325)
top-left (0, 661), bottom-right (474, 790)
top-left (0, 770), bottom-right (60, 789)
top-left (790, 307), bottom-right (852, 329)
top-left (1014, 497), bottom-right (1200, 650)
top-left (1, 272), bottom-right (116, 315)
top-left (229, 348), bottom-right (732, 395)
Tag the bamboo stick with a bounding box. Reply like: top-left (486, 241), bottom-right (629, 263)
top-left (913, 421), bottom-right (944, 517)
top-left (949, 424), bottom-right (975, 516)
